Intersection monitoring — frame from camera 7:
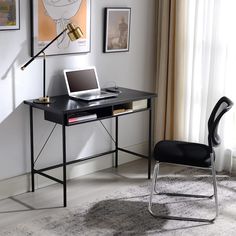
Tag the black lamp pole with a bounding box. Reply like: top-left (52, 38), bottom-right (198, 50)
top-left (21, 29), bottom-right (66, 70)
top-left (43, 52), bottom-right (46, 98)
top-left (21, 23), bottom-right (83, 104)
top-left (21, 29), bottom-right (67, 103)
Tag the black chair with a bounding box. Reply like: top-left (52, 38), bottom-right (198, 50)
top-left (148, 96), bottom-right (233, 222)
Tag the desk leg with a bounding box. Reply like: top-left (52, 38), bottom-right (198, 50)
top-left (30, 107), bottom-right (35, 192)
top-left (115, 116), bottom-right (118, 168)
top-left (62, 125), bottom-right (67, 207)
top-left (148, 99), bottom-right (153, 179)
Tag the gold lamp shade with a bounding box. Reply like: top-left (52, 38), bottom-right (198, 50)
top-left (67, 23), bottom-right (83, 41)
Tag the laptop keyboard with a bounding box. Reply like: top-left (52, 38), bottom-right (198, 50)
top-left (80, 94), bottom-right (102, 99)
top-left (78, 91), bottom-right (114, 100)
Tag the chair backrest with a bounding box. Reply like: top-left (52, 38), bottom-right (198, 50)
top-left (208, 96), bottom-right (233, 148)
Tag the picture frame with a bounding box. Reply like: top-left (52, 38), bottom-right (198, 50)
top-left (104, 7), bottom-right (131, 53)
top-left (30, 0), bottom-right (91, 57)
top-left (0, 0), bottom-right (20, 30)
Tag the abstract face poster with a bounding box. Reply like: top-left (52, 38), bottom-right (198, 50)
top-left (31, 0), bottom-right (90, 56)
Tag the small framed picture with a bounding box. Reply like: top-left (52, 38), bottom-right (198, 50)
top-left (0, 0), bottom-right (20, 30)
top-left (104, 7), bottom-right (131, 53)
top-left (31, 0), bottom-right (91, 57)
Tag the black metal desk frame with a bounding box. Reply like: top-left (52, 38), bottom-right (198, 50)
top-left (25, 87), bottom-right (156, 207)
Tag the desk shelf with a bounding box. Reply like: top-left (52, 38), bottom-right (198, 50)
top-left (45, 106), bottom-right (113, 126)
top-left (44, 99), bottom-right (150, 126)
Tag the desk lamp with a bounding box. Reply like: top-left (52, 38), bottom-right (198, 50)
top-left (21, 23), bottom-right (83, 104)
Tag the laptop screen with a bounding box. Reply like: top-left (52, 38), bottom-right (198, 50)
top-left (64, 67), bottom-right (100, 95)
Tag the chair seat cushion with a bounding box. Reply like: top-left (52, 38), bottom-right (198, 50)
top-left (153, 140), bottom-right (212, 167)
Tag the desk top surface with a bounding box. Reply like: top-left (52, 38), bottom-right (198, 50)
top-left (24, 87), bottom-right (156, 114)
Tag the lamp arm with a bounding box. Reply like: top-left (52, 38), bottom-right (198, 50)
top-left (21, 28), bottom-right (67, 70)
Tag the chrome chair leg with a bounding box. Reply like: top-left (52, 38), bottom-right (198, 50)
top-left (148, 160), bottom-right (218, 222)
top-left (211, 154), bottom-right (219, 219)
top-left (153, 162), bottom-right (159, 194)
top-left (148, 162), bottom-right (159, 214)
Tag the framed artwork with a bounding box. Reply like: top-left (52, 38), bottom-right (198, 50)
top-left (0, 0), bottom-right (20, 30)
top-left (30, 0), bottom-right (91, 56)
top-left (104, 7), bottom-right (131, 53)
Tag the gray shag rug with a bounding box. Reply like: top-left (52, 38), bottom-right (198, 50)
top-left (1, 168), bottom-right (236, 236)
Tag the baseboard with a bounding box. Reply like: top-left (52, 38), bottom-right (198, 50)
top-left (0, 142), bottom-right (148, 200)
top-left (231, 156), bottom-right (236, 174)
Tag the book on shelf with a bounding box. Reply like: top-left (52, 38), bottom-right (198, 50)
top-left (113, 108), bottom-right (133, 115)
top-left (132, 99), bottom-right (147, 110)
top-left (68, 113), bottom-right (97, 123)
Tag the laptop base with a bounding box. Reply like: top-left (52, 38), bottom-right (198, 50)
top-left (70, 91), bottom-right (118, 101)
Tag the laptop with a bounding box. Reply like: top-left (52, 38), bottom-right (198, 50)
top-left (64, 66), bottom-right (118, 101)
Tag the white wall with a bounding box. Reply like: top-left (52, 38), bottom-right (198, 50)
top-left (0, 0), bottom-right (156, 181)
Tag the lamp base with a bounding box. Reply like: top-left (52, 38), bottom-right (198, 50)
top-left (33, 96), bottom-right (54, 104)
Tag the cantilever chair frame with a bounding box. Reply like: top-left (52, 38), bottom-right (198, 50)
top-left (148, 97), bottom-right (233, 222)
top-left (148, 153), bottom-right (218, 222)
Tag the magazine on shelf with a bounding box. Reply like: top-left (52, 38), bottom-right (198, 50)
top-left (68, 113), bottom-right (97, 123)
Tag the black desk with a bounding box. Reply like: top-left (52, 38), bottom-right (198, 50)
top-left (24, 87), bottom-right (156, 207)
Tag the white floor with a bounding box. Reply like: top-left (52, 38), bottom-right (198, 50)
top-left (0, 159), bottom-right (184, 229)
